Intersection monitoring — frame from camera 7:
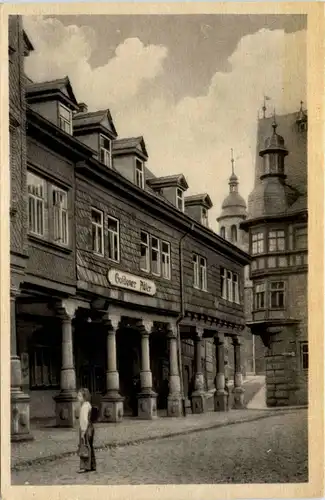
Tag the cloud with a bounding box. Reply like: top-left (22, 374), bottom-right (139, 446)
top-left (24, 16), bottom-right (168, 106)
top-left (23, 16), bottom-right (306, 228)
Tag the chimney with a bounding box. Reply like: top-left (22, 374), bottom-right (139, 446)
top-left (78, 102), bottom-right (88, 113)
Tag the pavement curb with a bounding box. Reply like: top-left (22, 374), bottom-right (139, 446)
top-left (11, 407), bottom-right (305, 471)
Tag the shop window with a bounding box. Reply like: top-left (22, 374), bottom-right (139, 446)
top-left (151, 236), bottom-right (161, 276)
top-left (108, 216), bottom-right (120, 262)
top-left (140, 231), bottom-right (150, 272)
top-left (268, 230), bottom-right (285, 252)
top-left (91, 208), bottom-right (104, 256)
top-left (99, 135), bottom-right (112, 168)
top-left (269, 281), bottom-right (285, 309)
top-left (254, 283), bottom-right (265, 310)
top-left (252, 232), bottom-right (264, 254)
top-left (135, 159), bottom-right (144, 189)
top-left (161, 241), bottom-right (171, 280)
top-left (58, 103), bottom-right (72, 135)
top-left (27, 172), bottom-right (46, 237)
top-left (30, 345), bottom-right (60, 389)
top-left (301, 342), bottom-right (308, 370)
top-left (53, 187), bottom-right (68, 245)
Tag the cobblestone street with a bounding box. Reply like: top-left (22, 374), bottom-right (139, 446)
top-left (12, 409), bottom-right (307, 485)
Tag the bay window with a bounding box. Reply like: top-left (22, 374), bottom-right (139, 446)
top-left (254, 283), bottom-right (266, 309)
top-left (252, 232), bottom-right (264, 254)
top-left (268, 230), bottom-right (285, 252)
top-left (269, 281), bottom-right (285, 309)
top-left (53, 187), bottom-right (68, 245)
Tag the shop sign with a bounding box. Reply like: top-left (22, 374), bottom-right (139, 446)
top-left (108, 269), bottom-right (156, 296)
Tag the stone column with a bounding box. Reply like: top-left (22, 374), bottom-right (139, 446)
top-left (11, 287), bottom-right (33, 442)
top-left (191, 329), bottom-right (206, 414)
top-left (100, 314), bottom-right (124, 423)
top-left (232, 335), bottom-right (245, 409)
top-left (54, 300), bottom-right (79, 427)
top-left (167, 324), bottom-right (182, 417)
top-left (214, 333), bottom-right (228, 411)
top-left (137, 320), bottom-right (157, 419)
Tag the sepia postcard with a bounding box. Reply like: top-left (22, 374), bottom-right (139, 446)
top-left (0, 2), bottom-right (324, 500)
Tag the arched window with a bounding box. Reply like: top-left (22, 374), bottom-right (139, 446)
top-left (231, 225), bottom-right (237, 243)
top-left (220, 226), bottom-right (226, 239)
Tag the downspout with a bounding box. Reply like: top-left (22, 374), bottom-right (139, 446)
top-left (176, 223), bottom-right (195, 416)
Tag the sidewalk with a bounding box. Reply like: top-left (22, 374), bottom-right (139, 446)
top-left (12, 375), bottom-right (302, 470)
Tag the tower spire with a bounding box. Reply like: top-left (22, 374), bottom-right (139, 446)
top-left (231, 148), bottom-right (235, 175)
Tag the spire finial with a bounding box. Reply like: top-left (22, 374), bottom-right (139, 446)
top-left (300, 100), bottom-right (304, 111)
top-left (272, 108), bottom-right (278, 133)
top-left (231, 148), bottom-right (234, 175)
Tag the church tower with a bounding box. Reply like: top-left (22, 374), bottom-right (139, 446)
top-left (217, 149), bottom-right (248, 250)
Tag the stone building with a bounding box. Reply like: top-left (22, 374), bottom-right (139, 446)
top-left (241, 108), bottom-right (308, 407)
top-left (217, 151), bottom-right (265, 376)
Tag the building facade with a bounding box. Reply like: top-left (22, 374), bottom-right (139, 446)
top-left (9, 17), bottom-right (251, 439)
top-left (217, 153), bottom-right (265, 377)
top-left (241, 108), bottom-right (308, 407)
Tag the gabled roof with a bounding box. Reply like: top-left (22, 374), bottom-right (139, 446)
top-left (147, 174), bottom-right (189, 191)
top-left (26, 76), bottom-right (79, 110)
top-left (112, 136), bottom-right (148, 159)
top-left (73, 109), bottom-right (117, 138)
top-left (184, 193), bottom-right (213, 209)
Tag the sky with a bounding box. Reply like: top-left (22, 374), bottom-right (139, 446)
top-left (22, 14), bottom-right (307, 228)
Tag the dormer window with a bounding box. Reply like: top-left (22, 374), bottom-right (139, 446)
top-left (58, 103), bottom-right (72, 135)
top-left (100, 135), bottom-right (112, 168)
top-left (135, 159), bottom-right (144, 189)
top-left (176, 188), bottom-right (184, 212)
top-left (201, 207), bottom-right (208, 227)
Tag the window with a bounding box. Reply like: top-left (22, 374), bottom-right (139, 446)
top-left (30, 345), bottom-right (60, 388)
top-left (252, 232), bottom-right (264, 254)
top-left (255, 283), bottom-right (266, 309)
top-left (301, 342), bottom-right (308, 370)
top-left (232, 273), bottom-right (239, 304)
top-left (135, 159), bottom-right (144, 189)
top-left (221, 268), bottom-right (227, 299)
top-left (201, 208), bottom-right (208, 227)
top-left (100, 135), bottom-right (111, 167)
top-left (295, 226), bottom-right (308, 250)
top-left (200, 257), bottom-right (207, 291)
top-left (53, 187), bottom-right (68, 245)
top-left (231, 225), bottom-right (237, 243)
top-left (161, 241), bottom-right (171, 279)
top-left (193, 255), bottom-right (207, 290)
top-left (91, 209), bottom-right (104, 255)
top-left (108, 216), bottom-right (120, 262)
top-left (269, 281), bottom-right (285, 309)
top-left (193, 255), bottom-right (200, 289)
top-left (268, 230), bottom-right (285, 252)
top-left (27, 172), bottom-right (45, 236)
top-left (151, 236), bottom-right (161, 276)
top-left (58, 103), bottom-right (72, 135)
top-left (220, 226), bottom-right (226, 239)
top-left (176, 188), bottom-right (184, 212)
top-left (221, 267), bottom-right (239, 303)
top-left (140, 231), bottom-right (150, 272)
